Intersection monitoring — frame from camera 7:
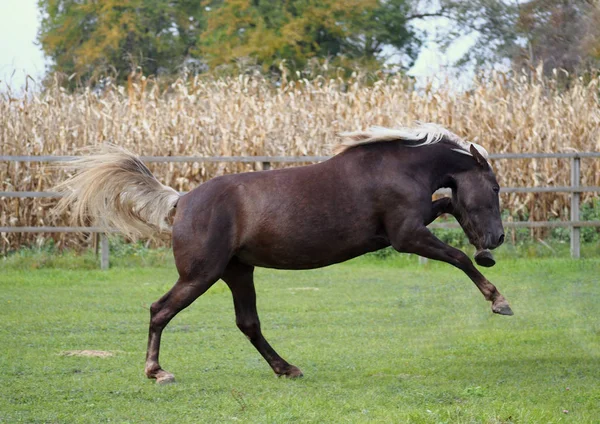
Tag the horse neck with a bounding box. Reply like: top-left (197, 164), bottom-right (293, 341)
top-left (413, 144), bottom-right (477, 194)
top-left (336, 142), bottom-right (477, 194)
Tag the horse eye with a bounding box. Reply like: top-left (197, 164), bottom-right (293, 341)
top-left (492, 186), bottom-right (500, 194)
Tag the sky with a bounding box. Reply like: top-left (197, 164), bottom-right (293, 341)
top-left (0, 0), bottom-right (475, 92)
top-left (0, 0), bottom-right (47, 91)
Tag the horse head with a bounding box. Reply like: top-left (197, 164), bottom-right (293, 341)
top-left (451, 144), bottom-right (505, 251)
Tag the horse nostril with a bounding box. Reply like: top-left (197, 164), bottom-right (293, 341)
top-left (498, 234), bottom-right (505, 246)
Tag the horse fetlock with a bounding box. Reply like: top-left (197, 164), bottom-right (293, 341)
top-left (145, 359), bottom-right (157, 372)
top-left (145, 363), bottom-right (167, 378)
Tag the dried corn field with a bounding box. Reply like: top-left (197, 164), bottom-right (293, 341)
top-left (1, 71), bottom-right (600, 251)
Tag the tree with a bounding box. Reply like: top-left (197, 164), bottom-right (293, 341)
top-left (37, 0), bottom-right (206, 84)
top-left (199, 0), bottom-right (423, 72)
top-left (38, 0), bottom-right (442, 84)
top-left (439, 0), bottom-right (600, 75)
top-left (513, 0), bottom-right (599, 74)
top-left (436, 0), bottom-right (518, 66)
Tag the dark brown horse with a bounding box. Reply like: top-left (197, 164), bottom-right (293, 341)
top-left (55, 123), bottom-right (512, 384)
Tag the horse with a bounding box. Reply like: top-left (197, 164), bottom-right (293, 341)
top-left (55, 123), bottom-right (512, 384)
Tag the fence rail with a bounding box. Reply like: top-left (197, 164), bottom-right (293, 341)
top-left (2, 153), bottom-right (599, 268)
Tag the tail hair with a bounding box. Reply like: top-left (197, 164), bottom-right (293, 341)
top-left (54, 144), bottom-right (180, 240)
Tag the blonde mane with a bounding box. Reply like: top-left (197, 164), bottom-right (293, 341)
top-left (335, 123), bottom-right (489, 159)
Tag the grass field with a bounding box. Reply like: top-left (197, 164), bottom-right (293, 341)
top-left (1, 255), bottom-right (599, 423)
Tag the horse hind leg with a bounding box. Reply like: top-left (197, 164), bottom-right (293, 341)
top-left (222, 258), bottom-right (303, 378)
top-left (145, 273), bottom-right (220, 384)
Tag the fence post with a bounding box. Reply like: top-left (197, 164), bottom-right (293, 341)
top-left (570, 156), bottom-right (581, 259)
top-left (262, 161), bottom-right (271, 171)
top-left (100, 234), bottom-right (110, 270)
top-left (94, 232), bottom-right (99, 256)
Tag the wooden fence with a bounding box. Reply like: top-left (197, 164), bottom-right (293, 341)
top-left (1, 152), bottom-right (599, 269)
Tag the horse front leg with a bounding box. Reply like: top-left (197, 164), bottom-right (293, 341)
top-left (392, 226), bottom-right (513, 315)
top-left (424, 197), bottom-right (496, 267)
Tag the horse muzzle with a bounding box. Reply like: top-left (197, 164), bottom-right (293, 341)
top-left (486, 232), bottom-right (505, 250)
top-left (477, 228), bottom-right (504, 250)
top-left (474, 232), bottom-right (504, 267)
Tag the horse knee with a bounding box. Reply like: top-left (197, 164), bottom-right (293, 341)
top-left (450, 250), bottom-right (473, 269)
top-left (236, 318), bottom-right (261, 340)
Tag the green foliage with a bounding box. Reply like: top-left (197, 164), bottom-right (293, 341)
top-left (37, 0), bottom-right (206, 84)
top-left (36, 0), bottom-right (600, 83)
top-left (37, 0), bottom-right (423, 84)
top-left (580, 198), bottom-right (600, 242)
top-left (199, 0), bottom-right (419, 72)
top-left (1, 238), bottom-right (174, 270)
top-left (0, 242), bottom-right (99, 270)
top-left (1, 258), bottom-right (600, 422)
top-left (549, 198), bottom-right (600, 243)
top-left (431, 224), bottom-right (470, 248)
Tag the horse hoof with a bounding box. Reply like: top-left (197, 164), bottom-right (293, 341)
top-left (475, 249), bottom-right (496, 267)
top-left (156, 372), bottom-right (176, 385)
top-left (492, 301), bottom-right (514, 316)
top-left (277, 366), bottom-right (303, 379)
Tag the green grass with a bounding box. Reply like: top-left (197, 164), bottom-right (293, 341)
top-left (1, 255), bottom-right (599, 423)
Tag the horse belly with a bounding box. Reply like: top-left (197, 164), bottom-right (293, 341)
top-left (236, 228), bottom-right (388, 270)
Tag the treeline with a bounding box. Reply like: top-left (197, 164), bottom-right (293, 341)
top-left (37, 0), bottom-right (600, 85)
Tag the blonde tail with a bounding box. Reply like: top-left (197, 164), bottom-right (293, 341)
top-left (54, 144), bottom-right (180, 240)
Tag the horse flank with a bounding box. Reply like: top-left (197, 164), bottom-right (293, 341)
top-left (335, 123), bottom-right (489, 159)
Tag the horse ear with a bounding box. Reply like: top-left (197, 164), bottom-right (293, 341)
top-left (469, 144), bottom-right (489, 168)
